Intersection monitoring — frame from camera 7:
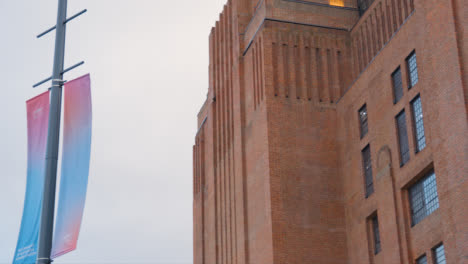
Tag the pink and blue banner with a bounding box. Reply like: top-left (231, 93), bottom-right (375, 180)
top-left (52, 74), bottom-right (92, 258)
top-left (13, 92), bottom-right (50, 264)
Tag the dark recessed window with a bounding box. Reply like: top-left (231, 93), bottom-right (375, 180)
top-left (372, 215), bottom-right (381, 254)
top-left (409, 169), bottom-right (440, 225)
top-left (357, 0), bottom-right (376, 16)
top-left (359, 104), bottom-right (368, 138)
top-left (433, 244), bottom-right (446, 264)
top-left (392, 67), bottom-right (404, 104)
top-left (396, 110), bottom-right (410, 166)
top-left (411, 95), bottom-right (426, 152)
top-left (362, 145), bottom-right (373, 197)
top-left (407, 51), bottom-right (419, 88)
top-left (416, 255), bottom-right (428, 264)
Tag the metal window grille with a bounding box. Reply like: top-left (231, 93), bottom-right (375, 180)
top-left (417, 255), bottom-right (428, 264)
top-left (407, 51), bottom-right (419, 88)
top-left (433, 244), bottom-right (446, 264)
top-left (372, 215), bottom-right (381, 254)
top-left (362, 145), bottom-right (374, 197)
top-left (359, 105), bottom-right (368, 138)
top-left (411, 96), bottom-right (426, 152)
top-left (409, 170), bottom-right (440, 225)
top-left (392, 67), bottom-right (403, 104)
top-left (357, 0), bottom-right (376, 16)
top-left (396, 110), bottom-right (410, 166)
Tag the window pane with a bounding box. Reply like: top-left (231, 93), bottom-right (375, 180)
top-left (362, 145), bottom-right (373, 197)
top-left (407, 52), bottom-right (419, 88)
top-left (409, 170), bottom-right (440, 225)
top-left (396, 111), bottom-right (410, 165)
top-left (372, 215), bottom-right (381, 254)
top-left (410, 182), bottom-right (425, 224)
top-left (411, 96), bottom-right (426, 152)
top-left (417, 255), bottom-right (428, 264)
top-left (433, 244), bottom-right (446, 264)
top-left (423, 171), bottom-right (439, 215)
top-left (392, 68), bottom-right (403, 103)
top-left (359, 105), bottom-right (368, 138)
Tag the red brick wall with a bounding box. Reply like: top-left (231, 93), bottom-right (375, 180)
top-left (451, 0), bottom-right (468, 116)
top-left (194, 0), bottom-right (468, 263)
top-left (336, 0), bottom-right (468, 263)
top-left (261, 22), bottom-right (351, 263)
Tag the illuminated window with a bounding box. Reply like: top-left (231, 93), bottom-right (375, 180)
top-left (330, 0), bottom-right (345, 7)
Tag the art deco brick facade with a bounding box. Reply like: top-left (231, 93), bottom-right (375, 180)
top-left (193, 0), bottom-right (468, 263)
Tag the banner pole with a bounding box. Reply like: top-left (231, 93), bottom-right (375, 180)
top-left (37, 0), bottom-right (67, 263)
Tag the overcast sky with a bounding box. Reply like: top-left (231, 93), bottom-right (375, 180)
top-left (0, 0), bottom-right (225, 263)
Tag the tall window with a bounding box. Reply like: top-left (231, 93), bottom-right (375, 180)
top-left (357, 0), bottom-right (376, 16)
top-left (371, 215), bottom-right (381, 254)
top-left (362, 145), bottom-right (373, 197)
top-left (409, 170), bottom-right (440, 225)
top-left (392, 67), bottom-right (404, 104)
top-left (411, 95), bottom-right (426, 152)
top-left (433, 244), bottom-right (446, 264)
top-left (406, 51), bottom-right (419, 88)
top-left (396, 110), bottom-right (410, 166)
top-left (359, 104), bottom-right (368, 138)
top-left (416, 255), bottom-right (428, 264)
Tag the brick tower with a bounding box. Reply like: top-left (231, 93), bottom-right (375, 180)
top-left (193, 0), bottom-right (468, 263)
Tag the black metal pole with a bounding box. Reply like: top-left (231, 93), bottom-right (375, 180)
top-left (37, 0), bottom-right (67, 263)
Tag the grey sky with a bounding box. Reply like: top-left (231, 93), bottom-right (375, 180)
top-left (0, 0), bottom-right (225, 263)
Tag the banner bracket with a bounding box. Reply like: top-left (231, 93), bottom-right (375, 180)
top-left (52, 79), bottom-right (67, 87)
top-left (37, 258), bottom-right (52, 262)
top-left (33, 61), bottom-right (84, 88)
top-left (37, 9), bottom-right (87, 39)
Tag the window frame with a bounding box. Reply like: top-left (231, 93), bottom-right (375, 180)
top-left (406, 50), bottom-right (419, 89)
top-left (362, 145), bottom-right (374, 198)
top-left (392, 66), bottom-right (404, 104)
top-left (411, 94), bottom-right (426, 153)
top-left (416, 254), bottom-right (428, 264)
top-left (357, 0), bottom-right (376, 16)
top-left (432, 243), bottom-right (446, 264)
top-left (359, 104), bottom-right (368, 139)
top-left (396, 110), bottom-right (410, 166)
top-left (408, 169), bottom-right (440, 226)
top-left (371, 214), bottom-right (381, 255)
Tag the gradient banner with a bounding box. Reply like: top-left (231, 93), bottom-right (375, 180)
top-left (13, 91), bottom-right (50, 264)
top-left (52, 74), bottom-right (92, 258)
